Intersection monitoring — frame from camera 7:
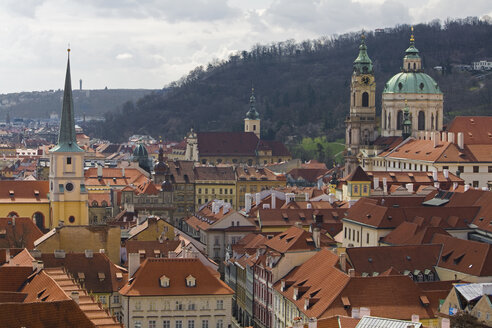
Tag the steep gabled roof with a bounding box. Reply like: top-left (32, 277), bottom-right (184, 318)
top-left (119, 258), bottom-right (233, 296)
top-left (342, 166), bottom-right (371, 182)
top-left (197, 132), bottom-right (259, 156)
top-left (0, 217), bottom-right (44, 249)
top-left (263, 226), bottom-right (333, 253)
top-left (446, 116), bottom-right (492, 145)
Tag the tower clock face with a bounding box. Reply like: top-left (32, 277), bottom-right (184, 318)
top-left (361, 75), bottom-right (371, 85)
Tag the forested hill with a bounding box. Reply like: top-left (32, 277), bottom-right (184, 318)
top-left (87, 18), bottom-right (492, 143)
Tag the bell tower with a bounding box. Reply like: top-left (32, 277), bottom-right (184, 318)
top-left (244, 88), bottom-right (261, 139)
top-left (345, 35), bottom-right (377, 176)
top-left (49, 48), bottom-right (88, 228)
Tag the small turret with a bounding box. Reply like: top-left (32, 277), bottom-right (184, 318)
top-left (244, 87), bottom-right (261, 138)
top-left (353, 34), bottom-right (373, 75)
top-left (403, 26), bottom-right (422, 72)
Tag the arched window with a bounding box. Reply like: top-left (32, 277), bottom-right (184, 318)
top-left (418, 111), bottom-right (425, 130)
top-left (435, 112), bottom-right (439, 130)
top-left (408, 63), bottom-right (411, 70)
top-left (353, 92), bottom-right (355, 106)
top-left (413, 63), bottom-right (416, 70)
top-left (362, 92), bottom-right (369, 107)
top-left (388, 113), bottom-right (391, 129)
top-left (431, 114), bottom-right (434, 129)
top-left (7, 211), bottom-right (18, 218)
top-left (101, 201), bottom-right (108, 207)
top-left (32, 212), bottom-right (45, 230)
top-left (396, 110), bottom-right (403, 130)
top-left (91, 200), bottom-right (99, 207)
top-left (382, 110), bottom-right (386, 129)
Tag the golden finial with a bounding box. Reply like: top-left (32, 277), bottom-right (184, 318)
top-left (67, 42), bottom-right (71, 53)
top-left (410, 26), bottom-right (415, 43)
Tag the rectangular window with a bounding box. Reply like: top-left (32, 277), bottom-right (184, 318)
top-left (344, 227), bottom-right (347, 239)
top-left (230, 188), bottom-right (233, 194)
top-left (67, 157), bottom-right (72, 165)
top-left (458, 166), bottom-right (464, 173)
top-left (176, 321), bottom-right (183, 328)
top-left (489, 166), bottom-right (492, 173)
top-left (219, 188), bottom-right (223, 194)
top-left (99, 295), bottom-right (106, 304)
top-left (473, 181), bottom-right (479, 188)
top-left (149, 321), bottom-right (157, 328)
top-left (473, 166), bottom-right (479, 173)
top-left (164, 321), bottom-right (171, 328)
top-left (357, 231), bottom-right (359, 243)
top-left (135, 322), bottom-right (142, 328)
top-left (198, 188), bottom-right (202, 194)
top-left (188, 320), bottom-right (195, 328)
top-left (366, 233), bottom-right (370, 244)
top-left (202, 320), bottom-right (209, 328)
top-left (113, 295), bottom-right (120, 304)
top-left (135, 300), bottom-right (141, 310)
top-left (149, 301), bottom-right (156, 311)
top-left (216, 320), bottom-right (223, 328)
top-left (216, 299), bottom-right (224, 310)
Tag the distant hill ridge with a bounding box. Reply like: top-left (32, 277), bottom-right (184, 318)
top-left (88, 19), bottom-right (492, 142)
top-left (0, 89), bottom-right (158, 119)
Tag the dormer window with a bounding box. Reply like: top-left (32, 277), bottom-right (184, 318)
top-left (186, 275), bottom-right (196, 287)
top-left (160, 275), bottom-right (170, 288)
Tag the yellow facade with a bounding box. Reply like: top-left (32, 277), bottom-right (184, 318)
top-left (0, 203), bottom-right (50, 223)
top-left (49, 151), bottom-right (88, 228)
top-left (342, 180), bottom-right (371, 201)
top-left (196, 181), bottom-right (236, 210)
top-left (128, 217), bottom-right (175, 241)
top-left (35, 225), bottom-right (121, 264)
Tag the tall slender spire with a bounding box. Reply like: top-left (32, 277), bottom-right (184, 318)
top-left (245, 86), bottom-right (260, 120)
top-left (353, 33), bottom-right (373, 74)
top-left (52, 47), bottom-right (83, 152)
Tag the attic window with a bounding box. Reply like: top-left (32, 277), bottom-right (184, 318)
top-left (78, 272), bottom-right (85, 281)
top-left (98, 272), bottom-right (105, 281)
top-left (286, 237), bottom-right (294, 243)
top-left (441, 251), bottom-right (453, 262)
top-left (453, 254), bottom-right (465, 265)
top-left (34, 190), bottom-right (40, 196)
top-left (368, 257), bottom-right (373, 263)
top-left (341, 296), bottom-right (351, 308)
top-left (160, 275), bottom-right (170, 288)
top-left (419, 83), bottom-right (424, 90)
top-left (115, 272), bottom-right (123, 280)
top-left (186, 275), bottom-right (196, 287)
top-left (406, 256), bottom-right (411, 261)
top-left (8, 190), bottom-right (14, 197)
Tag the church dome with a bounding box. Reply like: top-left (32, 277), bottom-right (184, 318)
top-left (383, 72), bottom-right (442, 94)
top-left (133, 143), bottom-right (148, 158)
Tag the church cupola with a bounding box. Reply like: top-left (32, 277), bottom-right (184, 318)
top-left (403, 27), bottom-right (422, 72)
top-left (353, 35), bottom-right (373, 75)
top-left (244, 87), bottom-right (261, 138)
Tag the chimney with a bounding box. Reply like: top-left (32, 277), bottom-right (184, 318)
top-left (351, 308), bottom-right (360, 319)
top-left (122, 167), bottom-right (125, 178)
top-left (339, 253), bottom-right (347, 272)
top-left (295, 222), bottom-right (302, 229)
top-left (308, 318), bottom-right (317, 328)
top-left (452, 182), bottom-right (458, 190)
top-left (312, 227), bottom-right (321, 249)
top-left (406, 183), bottom-right (414, 193)
top-left (359, 307), bottom-right (371, 317)
top-left (441, 318), bottom-right (450, 328)
top-left (448, 132), bottom-right (455, 144)
top-left (382, 178), bottom-right (388, 194)
top-left (441, 132), bottom-right (447, 142)
top-left (443, 169), bottom-right (449, 179)
top-left (245, 193), bottom-right (252, 213)
top-left (128, 253), bottom-right (140, 277)
top-left (425, 131), bottom-right (430, 140)
top-left (432, 170), bottom-right (438, 181)
top-left (306, 203), bottom-right (312, 209)
top-left (373, 177), bottom-right (379, 189)
top-left (255, 193), bottom-right (261, 207)
top-left (293, 317), bottom-right (303, 328)
top-left (304, 192), bottom-right (309, 201)
top-left (348, 268), bottom-right (355, 277)
top-left (433, 132), bottom-right (439, 148)
top-left (411, 314), bottom-right (419, 323)
top-left (97, 164), bottom-right (103, 179)
top-left (457, 132), bottom-right (464, 150)
top-left (54, 250), bottom-right (65, 259)
top-left (84, 250), bottom-right (93, 258)
top-left (465, 184), bottom-right (470, 192)
top-left (271, 193), bottom-right (276, 209)
top-left (71, 291), bottom-right (79, 304)
top-left (434, 182), bottom-right (440, 189)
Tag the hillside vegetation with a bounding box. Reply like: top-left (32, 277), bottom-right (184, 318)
top-left (87, 18), bottom-right (492, 151)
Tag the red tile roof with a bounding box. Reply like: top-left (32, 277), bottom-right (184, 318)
top-left (447, 116), bottom-right (492, 145)
top-left (0, 180), bottom-right (49, 203)
top-left (84, 167), bottom-right (148, 187)
top-left (0, 300), bottom-right (95, 328)
top-left (194, 166), bottom-right (235, 181)
top-left (382, 221), bottom-right (451, 245)
top-left (0, 217), bottom-right (44, 249)
top-left (432, 234), bottom-right (492, 277)
top-left (197, 132), bottom-right (260, 156)
top-left (125, 240), bottom-right (181, 263)
top-left (264, 226), bottom-right (334, 253)
top-left (119, 258), bottom-right (234, 296)
top-left (0, 265), bottom-right (34, 292)
top-left (287, 168), bottom-right (329, 183)
top-left (340, 166), bottom-right (371, 182)
top-left (346, 244), bottom-right (441, 277)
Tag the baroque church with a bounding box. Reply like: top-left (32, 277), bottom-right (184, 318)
top-left (345, 28), bottom-right (444, 176)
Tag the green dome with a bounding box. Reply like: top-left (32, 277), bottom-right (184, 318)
top-left (133, 143), bottom-right (148, 158)
top-left (383, 72), bottom-right (442, 94)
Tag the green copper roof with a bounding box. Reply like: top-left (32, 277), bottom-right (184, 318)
top-left (383, 72), bottom-right (442, 94)
top-left (353, 36), bottom-right (373, 74)
top-left (133, 143), bottom-right (149, 158)
top-left (51, 53), bottom-right (84, 153)
top-left (245, 89), bottom-right (260, 120)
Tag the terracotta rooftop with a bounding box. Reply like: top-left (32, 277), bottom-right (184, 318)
top-left (119, 258), bottom-right (234, 296)
top-left (346, 244), bottom-right (441, 277)
top-left (167, 160), bottom-right (195, 184)
top-left (84, 167), bottom-right (148, 187)
top-left (340, 166), bottom-right (371, 182)
top-left (382, 221), bottom-right (451, 245)
top-left (287, 168), bottom-right (330, 184)
top-left (197, 131), bottom-right (260, 156)
top-left (125, 240), bottom-right (181, 263)
top-left (194, 166), bottom-right (235, 181)
top-left (432, 234), bottom-right (492, 277)
top-left (236, 166), bottom-right (285, 181)
top-left (263, 226), bottom-right (334, 253)
top-left (0, 180), bottom-right (49, 203)
top-left (0, 217), bottom-right (44, 249)
top-left (446, 116), bottom-right (492, 145)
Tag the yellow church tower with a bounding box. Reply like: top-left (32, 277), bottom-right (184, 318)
top-left (244, 88), bottom-right (261, 138)
top-left (48, 48), bottom-right (88, 228)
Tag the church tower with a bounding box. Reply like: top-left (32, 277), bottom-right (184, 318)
top-left (345, 35), bottom-right (377, 176)
top-left (49, 48), bottom-right (88, 228)
top-left (244, 88), bottom-right (261, 138)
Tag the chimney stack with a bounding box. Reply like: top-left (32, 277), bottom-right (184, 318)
top-left (432, 171), bottom-right (438, 181)
top-left (448, 132), bottom-right (455, 144)
top-left (71, 291), bottom-right (80, 304)
top-left (457, 132), bottom-right (464, 150)
top-left (271, 193), bottom-right (276, 209)
top-left (308, 318), bottom-right (317, 328)
top-left (433, 132), bottom-right (440, 148)
top-left (339, 253), bottom-right (347, 272)
top-left (348, 268), bottom-right (355, 277)
top-left (464, 184), bottom-right (470, 192)
top-left (382, 178), bottom-right (388, 194)
top-left (245, 193), bottom-right (252, 213)
top-left (312, 228), bottom-right (321, 249)
top-left (304, 192), bottom-right (309, 201)
top-left (443, 169), bottom-right (449, 179)
top-left (97, 164), bottom-right (103, 179)
top-left (406, 183), bottom-right (414, 193)
top-left (441, 132), bottom-right (447, 142)
top-left (255, 193), bottom-right (261, 207)
top-left (373, 177), bottom-right (379, 189)
top-left (128, 253), bottom-right (140, 277)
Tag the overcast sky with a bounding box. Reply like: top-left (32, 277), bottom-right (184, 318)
top-left (0, 0), bottom-right (490, 93)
